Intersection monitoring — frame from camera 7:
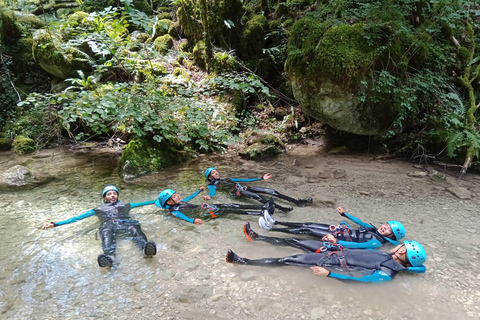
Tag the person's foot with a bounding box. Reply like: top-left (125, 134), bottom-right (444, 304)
top-left (277, 205), bottom-right (294, 212)
top-left (263, 208), bottom-right (276, 226)
top-left (297, 197), bottom-right (313, 207)
top-left (259, 217), bottom-right (272, 231)
top-left (143, 241), bottom-right (157, 258)
top-left (226, 249), bottom-right (245, 264)
top-left (97, 254), bottom-right (114, 268)
top-left (243, 222), bottom-right (258, 242)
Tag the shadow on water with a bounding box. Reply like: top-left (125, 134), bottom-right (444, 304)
top-left (0, 147), bottom-right (478, 319)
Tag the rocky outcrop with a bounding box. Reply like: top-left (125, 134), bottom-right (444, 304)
top-left (0, 8), bottom-right (45, 44)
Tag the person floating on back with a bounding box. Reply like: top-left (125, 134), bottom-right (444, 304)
top-left (202, 167), bottom-right (312, 210)
top-left (155, 188), bottom-right (277, 223)
top-left (259, 206), bottom-right (405, 249)
top-left (42, 185), bottom-right (157, 268)
top-left (226, 240), bottom-right (427, 283)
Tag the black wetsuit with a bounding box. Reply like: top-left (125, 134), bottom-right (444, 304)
top-left (207, 178), bottom-right (308, 210)
top-left (230, 247), bottom-right (407, 283)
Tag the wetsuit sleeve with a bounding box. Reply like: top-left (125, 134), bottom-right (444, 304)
top-left (130, 200), bottom-right (156, 208)
top-left (328, 270), bottom-right (392, 283)
top-left (337, 239), bottom-right (382, 249)
top-left (343, 212), bottom-right (371, 228)
top-left (170, 210), bottom-right (195, 224)
top-left (54, 209), bottom-right (95, 227)
top-left (207, 185), bottom-right (216, 197)
top-left (230, 178), bottom-right (262, 182)
top-left (183, 189), bottom-right (203, 202)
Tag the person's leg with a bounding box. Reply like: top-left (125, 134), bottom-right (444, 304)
top-left (98, 223), bottom-right (116, 267)
top-left (244, 222), bottom-right (323, 252)
top-left (246, 186), bottom-right (312, 206)
top-left (215, 203), bottom-right (263, 216)
top-left (128, 224), bottom-right (157, 257)
top-left (269, 224), bottom-right (332, 239)
top-left (226, 249), bottom-right (321, 267)
top-left (239, 189), bottom-right (293, 212)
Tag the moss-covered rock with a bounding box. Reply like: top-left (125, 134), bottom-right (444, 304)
top-left (285, 18), bottom-right (394, 135)
top-left (12, 136), bottom-right (36, 155)
top-left (0, 138), bottom-right (11, 151)
top-left (119, 137), bottom-right (194, 179)
top-left (192, 40), bottom-right (206, 68)
top-left (32, 29), bottom-right (92, 79)
top-left (240, 14), bottom-right (268, 59)
top-left (154, 18), bottom-right (172, 38)
top-left (238, 143), bottom-right (279, 160)
top-left (212, 52), bottom-right (237, 73)
top-left (154, 34), bottom-right (174, 55)
top-left (0, 8), bottom-right (45, 44)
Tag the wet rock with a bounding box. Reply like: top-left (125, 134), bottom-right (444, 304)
top-left (333, 169), bottom-right (346, 179)
top-left (408, 171), bottom-right (428, 178)
top-left (429, 170), bottom-right (446, 181)
top-left (239, 270), bottom-right (257, 281)
top-left (314, 196), bottom-right (336, 207)
top-left (447, 187), bottom-right (471, 200)
top-left (185, 261), bottom-right (198, 271)
top-left (310, 307), bottom-right (326, 319)
top-left (1, 165), bottom-right (34, 186)
top-left (318, 171), bottom-right (331, 179)
top-left (328, 146), bottom-right (349, 154)
top-left (359, 191), bottom-right (371, 196)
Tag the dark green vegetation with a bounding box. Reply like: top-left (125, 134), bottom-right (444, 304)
top-left (1, 1), bottom-right (480, 175)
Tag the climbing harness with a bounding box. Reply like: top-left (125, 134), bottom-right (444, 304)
top-left (315, 242), bottom-right (352, 275)
top-left (201, 203), bottom-right (220, 218)
top-left (231, 183), bottom-right (246, 198)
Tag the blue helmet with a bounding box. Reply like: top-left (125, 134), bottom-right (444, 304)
top-left (205, 167), bottom-right (216, 180)
top-left (102, 185), bottom-right (119, 197)
top-left (156, 189), bottom-right (175, 208)
top-left (404, 240), bottom-right (427, 267)
top-left (387, 220), bottom-right (406, 240)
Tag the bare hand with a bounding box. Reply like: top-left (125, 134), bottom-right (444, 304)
top-left (263, 173), bottom-right (272, 180)
top-left (322, 234), bottom-right (337, 243)
top-left (42, 222), bottom-right (54, 230)
top-left (203, 195), bottom-right (211, 200)
top-left (311, 266), bottom-right (330, 277)
top-left (194, 219), bottom-right (204, 225)
top-left (199, 186), bottom-right (205, 191)
top-left (336, 207), bottom-right (345, 215)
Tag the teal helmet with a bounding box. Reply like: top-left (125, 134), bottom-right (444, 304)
top-left (404, 240), bottom-right (427, 267)
top-left (156, 189), bottom-right (175, 208)
top-left (102, 185), bottom-right (119, 197)
top-left (387, 220), bottom-right (406, 240)
top-left (205, 167), bottom-right (217, 180)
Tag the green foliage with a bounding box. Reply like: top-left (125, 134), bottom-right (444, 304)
top-left (153, 33), bottom-right (173, 54)
top-left (0, 138), bottom-right (12, 151)
top-left (240, 14), bottom-right (267, 59)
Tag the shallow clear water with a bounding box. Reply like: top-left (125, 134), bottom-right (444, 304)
top-left (0, 148), bottom-right (479, 319)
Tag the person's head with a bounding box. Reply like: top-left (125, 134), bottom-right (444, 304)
top-left (205, 167), bottom-right (220, 181)
top-left (156, 189), bottom-right (181, 208)
top-left (377, 220), bottom-right (406, 241)
top-left (102, 185), bottom-right (119, 203)
top-left (390, 240), bottom-right (427, 267)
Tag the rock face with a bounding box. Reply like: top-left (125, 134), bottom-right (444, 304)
top-left (1, 165), bottom-right (34, 187)
top-left (286, 18), bottom-right (397, 135)
top-left (0, 8), bottom-right (45, 44)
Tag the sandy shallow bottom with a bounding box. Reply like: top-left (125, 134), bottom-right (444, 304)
top-left (0, 147), bottom-right (479, 320)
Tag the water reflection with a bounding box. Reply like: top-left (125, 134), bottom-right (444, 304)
top-left (0, 148), bottom-right (478, 319)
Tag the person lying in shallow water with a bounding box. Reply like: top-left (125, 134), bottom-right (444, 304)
top-left (42, 185), bottom-right (157, 268)
top-left (226, 240), bottom-right (427, 283)
top-left (202, 167), bottom-right (312, 210)
top-left (155, 189), bottom-right (277, 224)
top-left (258, 206), bottom-right (405, 248)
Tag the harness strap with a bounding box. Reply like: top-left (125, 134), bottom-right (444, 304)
top-left (231, 183), bottom-right (246, 198)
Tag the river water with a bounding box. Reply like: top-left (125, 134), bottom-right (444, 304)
top-left (0, 147), bottom-right (479, 320)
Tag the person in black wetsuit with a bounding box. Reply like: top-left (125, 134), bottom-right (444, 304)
top-left (226, 240), bottom-right (427, 283)
top-left (202, 167), bottom-right (312, 210)
top-left (155, 188), bottom-right (277, 224)
top-left (42, 185), bottom-right (157, 268)
top-left (258, 206), bottom-right (406, 249)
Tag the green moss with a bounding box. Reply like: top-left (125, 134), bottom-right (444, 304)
top-left (154, 34), bottom-right (174, 55)
top-left (240, 14), bottom-right (268, 59)
top-left (133, 0), bottom-right (153, 14)
top-left (212, 52), bottom-right (237, 73)
top-left (0, 8), bottom-right (45, 44)
top-left (192, 40), bottom-right (206, 68)
top-left (157, 12), bottom-right (171, 20)
top-left (119, 137), bottom-right (194, 177)
top-left (458, 46), bottom-right (470, 63)
top-left (286, 0), bottom-right (314, 8)
top-left (168, 21), bottom-right (180, 39)
top-left (0, 138), bottom-right (11, 151)
top-left (12, 135), bottom-right (36, 155)
top-left (154, 19), bottom-right (172, 38)
top-left (238, 143), bottom-right (279, 160)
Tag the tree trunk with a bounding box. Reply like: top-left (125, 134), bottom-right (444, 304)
top-left (199, 0), bottom-right (213, 73)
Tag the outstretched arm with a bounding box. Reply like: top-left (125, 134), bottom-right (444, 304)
top-left (170, 210), bottom-right (203, 224)
top-left (311, 267), bottom-right (392, 283)
top-left (337, 239), bottom-right (382, 249)
top-left (336, 207), bottom-right (370, 228)
top-left (130, 200), bottom-right (156, 209)
top-left (230, 177), bottom-right (263, 182)
top-left (42, 209), bottom-right (96, 229)
top-left (183, 187), bottom-right (204, 202)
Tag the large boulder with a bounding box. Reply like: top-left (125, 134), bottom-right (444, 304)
top-left (119, 137), bottom-right (195, 180)
top-left (0, 165), bottom-right (35, 186)
top-left (286, 18), bottom-right (396, 135)
top-left (32, 29), bottom-right (92, 79)
top-left (0, 8), bottom-right (45, 44)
